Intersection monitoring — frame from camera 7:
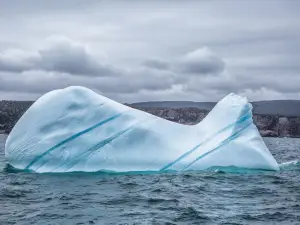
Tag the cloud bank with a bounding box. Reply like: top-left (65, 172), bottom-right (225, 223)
top-left (0, 0), bottom-right (299, 102)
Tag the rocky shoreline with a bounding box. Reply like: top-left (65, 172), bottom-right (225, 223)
top-left (1, 100), bottom-right (300, 137)
top-left (131, 107), bottom-right (300, 138)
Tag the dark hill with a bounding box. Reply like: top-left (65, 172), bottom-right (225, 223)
top-left (129, 101), bottom-right (216, 111)
top-left (252, 100), bottom-right (300, 116)
top-left (129, 100), bottom-right (300, 117)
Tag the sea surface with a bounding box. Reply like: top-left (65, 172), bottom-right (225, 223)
top-left (0, 134), bottom-right (299, 225)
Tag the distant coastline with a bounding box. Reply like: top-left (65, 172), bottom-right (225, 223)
top-left (1, 100), bottom-right (300, 137)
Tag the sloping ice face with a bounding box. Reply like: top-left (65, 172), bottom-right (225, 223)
top-left (5, 86), bottom-right (279, 173)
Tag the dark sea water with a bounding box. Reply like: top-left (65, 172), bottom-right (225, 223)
top-left (0, 134), bottom-right (299, 225)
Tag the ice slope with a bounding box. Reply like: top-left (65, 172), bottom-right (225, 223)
top-left (5, 86), bottom-right (279, 173)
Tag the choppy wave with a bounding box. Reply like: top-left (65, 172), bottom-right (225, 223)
top-left (279, 160), bottom-right (300, 171)
top-left (5, 161), bottom-right (299, 175)
top-left (1, 128), bottom-right (300, 224)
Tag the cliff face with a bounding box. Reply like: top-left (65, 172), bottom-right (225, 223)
top-left (132, 107), bottom-right (300, 138)
top-left (0, 101), bottom-right (33, 133)
top-left (1, 101), bottom-right (300, 137)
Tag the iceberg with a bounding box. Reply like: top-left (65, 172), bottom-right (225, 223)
top-left (5, 86), bottom-right (279, 173)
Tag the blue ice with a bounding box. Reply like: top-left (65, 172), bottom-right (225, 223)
top-left (5, 86), bottom-right (279, 173)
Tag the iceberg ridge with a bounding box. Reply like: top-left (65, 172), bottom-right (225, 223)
top-left (5, 86), bottom-right (279, 173)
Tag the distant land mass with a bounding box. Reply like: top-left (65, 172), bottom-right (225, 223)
top-left (1, 99), bottom-right (300, 137)
top-left (129, 100), bottom-right (300, 117)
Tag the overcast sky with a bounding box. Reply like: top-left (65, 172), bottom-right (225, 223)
top-left (0, 0), bottom-right (299, 102)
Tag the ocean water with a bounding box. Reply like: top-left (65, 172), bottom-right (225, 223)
top-left (0, 134), bottom-right (299, 225)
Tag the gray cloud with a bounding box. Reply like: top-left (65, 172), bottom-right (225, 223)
top-left (0, 49), bottom-right (35, 72)
top-left (179, 47), bottom-right (225, 75)
top-left (142, 58), bottom-right (170, 70)
top-left (37, 36), bottom-right (117, 76)
top-left (0, 36), bottom-right (117, 76)
top-left (0, 68), bottom-right (179, 98)
top-left (0, 40), bottom-right (222, 97)
top-left (0, 0), bottom-right (299, 102)
top-left (225, 54), bottom-right (300, 72)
